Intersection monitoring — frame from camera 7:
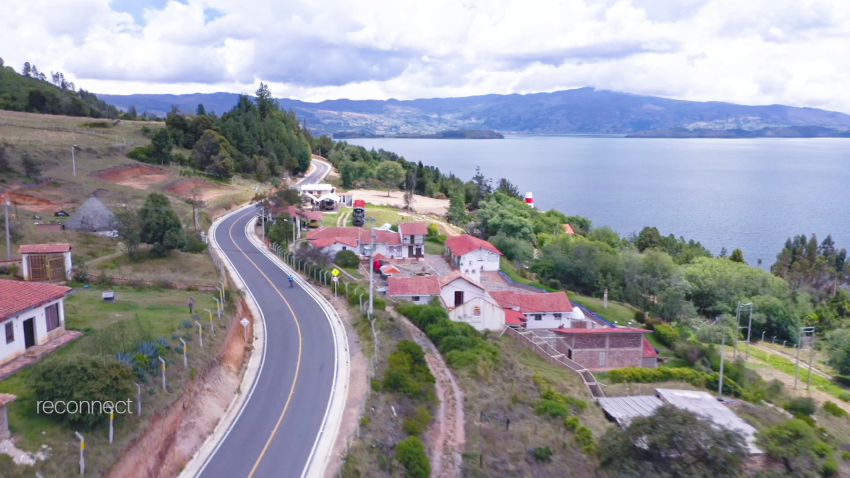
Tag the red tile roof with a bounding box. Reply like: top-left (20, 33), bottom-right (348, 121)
top-left (399, 222), bottom-right (428, 236)
top-left (551, 327), bottom-right (649, 334)
top-left (380, 264), bottom-right (401, 275)
top-left (563, 224), bottom-right (576, 235)
top-left (444, 234), bottom-right (502, 256)
top-left (311, 237), bottom-right (359, 249)
top-left (0, 279), bottom-right (72, 322)
top-left (284, 206), bottom-right (323, 221)
top-left (387, 276), bottom-right (440, 296)
top-left (307, 226), bottom-right (402, 248)
top-left (19, 243), bottom-right (72, 254)
top-left (490, 290), bottom-right (573, 313)
top-left (307, 227), bottom-right (360, 240)
top-left (504, 309), bottom-right (526, 326)
top-left (439, 270), bottom-right (485, 290)
top-left (643, 337), bottom-right (658, 358)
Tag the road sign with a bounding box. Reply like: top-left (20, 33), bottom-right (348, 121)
top-left (332, 276), bottom-right (339, 283)
top-left (332, 268), bottom-right (340, 276)
top-left (240, 318), bottom-right (250, 327)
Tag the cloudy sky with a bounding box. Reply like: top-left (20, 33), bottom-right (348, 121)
top-left (2, 0), bottom-right (849, 111)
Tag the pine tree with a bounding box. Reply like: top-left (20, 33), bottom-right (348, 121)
top-left (196, 104), bottom-right (206, 116)
top-left (22, 62), bottom-right (31, 77)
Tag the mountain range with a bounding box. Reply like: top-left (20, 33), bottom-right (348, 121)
top-left (97, 88), bottom-right (850, 135)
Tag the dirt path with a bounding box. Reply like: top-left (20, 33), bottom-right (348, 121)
top-left (336, 209), bottom-right (351, 227)
top-left (745, 355), bottom-right (850, 415)
top-left (749, 342), bottom-right (833, 380)
top-left (392, 308), bottom-right (465, 478)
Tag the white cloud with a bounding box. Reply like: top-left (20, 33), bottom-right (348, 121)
top-left (1, 0), bottom-right (849, 112)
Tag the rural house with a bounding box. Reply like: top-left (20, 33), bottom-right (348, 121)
top-left (489, 290), bottom-right (584, 329)
top-left (0, 279), bottom-right (73, 365)
top-left (444, 235), bottom-right (502, 283)
top-left (387, 275), bottom-right (440, 304)
top-left (439, 271), bottom-right (505, 331)
top-left (19, 243), bottom-right (73, 282)
top-left (306, 223), bottom-right (430, 260)
top-left (399, 222), bottom-right (427, 258)
top-left (550, 327), bottom-right (657, 371)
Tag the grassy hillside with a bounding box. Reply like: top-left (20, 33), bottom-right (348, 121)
top-left (0, 63), bottom-right (119, 118)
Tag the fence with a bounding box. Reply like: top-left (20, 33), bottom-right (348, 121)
top-left (0, 118), bottom-right (135, 147)
top-left (505, 327), bottom-right (605, 399)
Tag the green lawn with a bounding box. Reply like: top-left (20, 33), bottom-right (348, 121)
top-left (499, 257), bottom-right (558, 291)
top-left (0, 284), bottom-right (227, 477)
top-left (569, 292), bottom-right (639, 326)
top-left (424, 239), bottom-right (444, 255)
top-left (322, 212), bottom-right (340, 227)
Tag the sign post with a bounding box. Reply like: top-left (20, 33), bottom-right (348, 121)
top-left (195, 320), bottom-right (204, 348)
top-left (75, 431), bottom-right (85, 475)
top-left (241, 318), bottom-right (250, 343)
top-left (180, 338), bottom-right (188, 368)
top-left (159, 357), bottom-right (167, 391)
top-left (133, 382), bottom-right (141, 416)
top-left (333, 275), bottom-right (339, 298)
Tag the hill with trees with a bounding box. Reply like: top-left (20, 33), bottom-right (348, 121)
top-left (0, 58), bottom-right (119, 118)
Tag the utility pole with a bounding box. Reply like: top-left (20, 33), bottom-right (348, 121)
top-left (794, 326), bottom-right (815, 390)
top-left (718, 335), bottom-right (725, 395)
top-left (367, 217), bottom-right (376, 318)
top-left (72, 144), bottom-right (77, 176)
top-left (3, 196), bottom-right (10, 261)
top-left (734, 302), bottom-right (753, 360)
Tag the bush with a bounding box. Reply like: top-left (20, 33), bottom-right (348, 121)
top-left (30, 354), bottom-right (134, 428)
top-left (607, 366), bottom-right (705, 387)
top-left (127, 146), bottom-right (151, 162)
top-left (822, 401), bottom-right (847, 418)
top-left (182, 232), bottom-right (208, 253)
top-left (565, 416), bottom-right (580, 430)
top-left (396, 436), bottom-right (430, 478)
top-left (823, 456), bottom-right (839, 477)
top-left (382, 340), bottom-right (435, 401)
top-left (634, 311), bottom-right (646, 324)
top-left (652, 324), bottom-right (680, 347)
top-left (786, 397), bottom-right (817, 416)
top-left (402, 405), bottom-right (432, 437)
top-left (535, 400), bottom-right (570, 418)
top-left (335, 250), bottom-right (360, 268)
top-left (533, 446), bottom-right (553, 462)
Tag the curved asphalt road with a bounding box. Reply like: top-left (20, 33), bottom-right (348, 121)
top-left (198, 159), bottom-right (335, 478)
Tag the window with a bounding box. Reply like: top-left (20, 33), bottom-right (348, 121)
top-left (342, 246), bottom-right (347, 251)
top-left (45, 303), bottom-right (60, 332)
top-left (473, 306), bottom-right (481, 317)
top-left (532, 314), bottom-right (543, 321)
top-left (4, 322), bottom-right (13, 344)
top-left (554, 313), bottom-right (562, 319)
top-left (412, 296), bottom-right (420, 301)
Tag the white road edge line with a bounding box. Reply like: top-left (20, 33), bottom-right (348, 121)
top-left (246, 220), bottom-right (350, 478)
top-left (178, 205), bottom-right (268, 478)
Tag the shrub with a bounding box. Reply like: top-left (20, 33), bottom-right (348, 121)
top-left (823, 456), bottom-right (839, 477)
top-left (533, 446), bottom-right (553, 462)
top-left (822, 401), bottom-right (847, 418)
top-left (793, 413), bottom-right (816, 428)
top-left (652, 324), bottom-right (680, 347)
top-left (786, 397), bottom-right (817, 416)
top-left (335, 250), bottom-right (360, 268)
top-left (382, 341), bottom-right (435, 401)
top-left (182, 232), bottom-right (208, 253)
top-left (634, 311), bottom-right (646, 324)
top-left (30, 354), bottom-right (134, 428)
top-left (402, 405), bottom-right (432, 437)
top-left (535, 400), bottom-right (570, 418)
top-left (127, 146), bottom-right (151, 162)
top-left (396, 436), bottom-right (430, 478)
top-left (565, 416), bottom-right (580, 430)
top-left (839, 391), bottom-right (850, 402)
top-left (607, 366), bottom-right (705, 387)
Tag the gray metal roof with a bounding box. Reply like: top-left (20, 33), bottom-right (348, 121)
top-left (66, 197), bottom-right (117, 232)
top-left (597, 395), bottom-right (663, 427)
top-left (655, 388), bottom-right (762, 454)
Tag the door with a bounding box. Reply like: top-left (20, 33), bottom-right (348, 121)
top-left (598, 351), bottom-right (607, 368)
top-left (408, 246), bottom-right (414, 257)
top-left (454, 291), bottom-right (464, 307)
top-left (48, 255), bottom-right (66, 281)
top-left (23, 318), bottom-right (36, 348)
top-left (415, 246), bottom-right (422, 257)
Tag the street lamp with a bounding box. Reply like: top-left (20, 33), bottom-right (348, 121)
top-left (72, 144), bottom-right (77, 176)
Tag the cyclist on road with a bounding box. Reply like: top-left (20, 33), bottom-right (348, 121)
top-left (289, 275), bottom-right (294, 287)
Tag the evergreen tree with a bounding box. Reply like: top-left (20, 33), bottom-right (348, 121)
top-left (127, 105), bottom-right (137, 119)
top-left (138, 193), bottom-right (186, 257)
top-left (21, 151), bottom-right (40, 178)
top-left (256, 83), bottom-right (274, 120)
top-left (730, 248), bottom-right (745, 263)
top-left (196, 103), bottom-right (206, 116)
top-left (22, 62), bottom-right (31, 77)
top-left (148, 128), bottom-right (173, 165)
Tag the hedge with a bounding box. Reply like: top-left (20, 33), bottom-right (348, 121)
top-left (396, 436), bottom-right (430, 478)
top-left (652, 324), bottom-right (680, 348)
top-left (607, 366), bottom-right (705, 387)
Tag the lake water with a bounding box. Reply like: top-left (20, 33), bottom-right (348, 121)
top-left (348, 136), bottom-right (850, 267)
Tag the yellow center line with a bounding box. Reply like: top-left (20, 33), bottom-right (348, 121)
top-left (225, 209), bottom-right (303, 478)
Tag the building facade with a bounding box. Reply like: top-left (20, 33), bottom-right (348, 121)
top-left (387, 275), bottom-right (440, 304)
top-left (490, 290), bottom-right (585, 329)
top-left (439, 272), bottom-right (505, 331)
top-left (19, 244), bottom-right (73, 282)
top-left (551, 328), bottom-right (653, 371)
top-left (444, 235), bottom-right (502, 283)
top-left (0, 280), bottom-right (72, 365)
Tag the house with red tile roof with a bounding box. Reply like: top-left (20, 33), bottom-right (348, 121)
top-left (307, 224), bottom-right (431, 259)
top-left (444, 235), bottom-right (502, 283)
top-left (549, 327), bottom-right (656, 371)
top-left (489, 290), bottom-right (585, 329)
top-left (19, 243), bottom-right (73, 282)
top-left (387, 275), bottom-right (440, 304)
top-left (399, 222), bottom-right (428, 258)
top-left (439, 271), bottom-right (505, 331)
top-left (0, 279), bottom-right (73, 365)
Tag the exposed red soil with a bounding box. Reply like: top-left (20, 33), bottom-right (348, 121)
top-left (0, 190), bottom-right (72, 213)
top-left (165, 179), bottom-right (234, 201)
top-left (90, 164), bottom-right (171, 190)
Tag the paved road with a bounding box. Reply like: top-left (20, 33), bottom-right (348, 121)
top-left (197, 160), bottom-right (335, 478)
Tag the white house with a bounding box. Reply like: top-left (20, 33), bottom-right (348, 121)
top-left (444, 235), bottom-right (502, 283)
top-left (439, 271), bottom-right (505, 331)
top-left (489, 290), bottom-right (585, 329)
top-left (387, 275), bottom-right (440, 304)
top-left (0, 279), bottom-right (72, 365)
top-left (399, 222), bottom-right (427, 258)
top-left (19, 243), bottom-right (73, 282)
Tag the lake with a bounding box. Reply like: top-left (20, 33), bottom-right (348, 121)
top-left (347, 136), bottom-right (850, 267)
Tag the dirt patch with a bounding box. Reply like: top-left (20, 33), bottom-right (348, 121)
top-left (165, 179), bottom-right (234, 202)
top-left (0, 189), bottom-right (72, 213)
top-left (345, 189), bottom-right (449, 215)
top-left (91, 164), bottom-right (171, 190)
top-left (105, 299), bottom-right (252, 478)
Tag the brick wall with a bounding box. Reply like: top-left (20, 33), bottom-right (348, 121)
top-left (574, 335), bottom-right (607, 349)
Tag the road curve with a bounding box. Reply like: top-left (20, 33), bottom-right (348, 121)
top-left (196, 160), bottom-right (336, 478)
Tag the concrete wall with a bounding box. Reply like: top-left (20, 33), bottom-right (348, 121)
top-left (0, 298), bottom-right (66, 365)
top-left (447, 248), bottom-right (500, 282)
top-left (390, 294), bottom-right (436, 305)
top-left (21, 251), bottom-right (73, 281)
top-left (553, 333), bottom-right (646, 371)
top-left (448, 295), bottom-right (505, 331)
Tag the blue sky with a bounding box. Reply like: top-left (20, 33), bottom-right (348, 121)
top-left (1, 0), bottom-right (849, 113)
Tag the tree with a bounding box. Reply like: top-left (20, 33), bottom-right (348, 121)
top-left (196, 104), bottom-right (206, 116)
top-left (115, 209), bottom-right (142, 261)
top-left (730, 248), bottom-right (745, 263)
top-left (495, 178), bottom-right (521, 199)
top-left (192, 130), bottom-right (236, 178)
top-left (256, 83), bottom-right (274, 119)
top-left (149, 128), bottom-right (173, 165)
top-left (138, 193), bottom-right (186, 257)
top-left (446, 188), bottom-right (467, 224)
top-left (825, 328), bottom-right (850, 375)
top-left (0, 143), bottom-right (12, 173)
top-left (21, 151), bottom-right (40, 178)
top-left (468, 166), bottom-right (491, 208)
top-left (599, 405), bottom-right (746, 478)
top-left (30, 354), bottom-right (134, 428)
top-left (375, 161), bottom-right (405, 196)
top-left (757, 419), bottom-right (822, 472)
top-left (396, 436), bottom-right (430, 478)
top-left (22, 62), bottom-right (31, 77)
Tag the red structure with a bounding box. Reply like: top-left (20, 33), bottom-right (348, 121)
top-left (550, 327), bottom-right (658, 371)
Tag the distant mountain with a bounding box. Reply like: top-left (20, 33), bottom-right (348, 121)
top-left (627, 126), bottom-right (850, 138)
top-left (98, 88), bottom-right (850, 135)
top-left (0, 65), bottom-right (119, 118)
top-left (332, 129), bottom-right (504, 139)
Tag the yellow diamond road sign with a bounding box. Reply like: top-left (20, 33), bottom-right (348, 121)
top-left (332, 268), bottom-right (340, 276)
